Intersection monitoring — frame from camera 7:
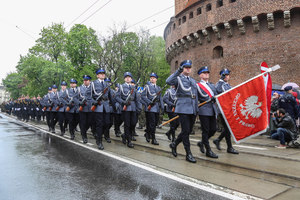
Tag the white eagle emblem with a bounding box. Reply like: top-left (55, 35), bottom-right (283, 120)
top-left (239, 96), bottom-right (262, 119)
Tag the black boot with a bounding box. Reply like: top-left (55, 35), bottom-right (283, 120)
top-left (165, 130), bottom-right (171, 140)
top-left (115, 131), bottom-right (121, 137)
top-left (185, 148), bottom-right (196, 163)
top-left (197, 141), bottom-right (205, 154)
top-left (98, 141), bottom-right (104, 150)
top-left (169, 142), bottom-right (177, 157)
top-left (227, 147), bottom-right (239, 154)
top-left (70, 133), bottom-right (75, 140)
top-left (104, 129), bottom-right (111, 143)
top-left (52, 128), bottom-right (55, 134)
top-left (205, 145), bottom-right (218, 158)
top-left (213, 139), bottom-right (221, 150)
top-left (121, 134), bottom-right (126, 144)
top-left (171, 133), bottom-right (176, 142)
top-left (83, 138), bottom-right (88, 144)
top-left (137, 125), bottom-right (143, 129)
top-left (133, 131), bottom-right (138, 136)
top-left (60, 131), bottom-right (65, 136)
top-left (145, 132), bottom-right (150, 143)
top-left (151, 134), bottom-right (159, 145)
top-left (131, 136), bottom-right (136, 141)
top-left (127, 141), bottom-right (134, 148)
top-left (104, 137), bottom-right (111, 143)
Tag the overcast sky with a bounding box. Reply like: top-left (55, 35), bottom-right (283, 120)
top-left (0, 0), bottom-right (174, 84)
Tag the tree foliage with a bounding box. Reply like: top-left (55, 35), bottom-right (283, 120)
top-left (3, 23), bottom-right (170, 98)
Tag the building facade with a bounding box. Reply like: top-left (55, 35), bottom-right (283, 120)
top-left (164, 0), bottom-right (300, 86)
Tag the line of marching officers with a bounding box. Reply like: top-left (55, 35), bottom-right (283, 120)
top-left (10, 60), bottom-right (239, 163)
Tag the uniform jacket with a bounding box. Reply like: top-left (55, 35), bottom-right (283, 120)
top-left (141, 83), bottom-right (164, 113)
top-left (166, 70), bottom-right (198, 115)
top-left (86, 79), bottom-right (111, 113)
top-left (78, 84), bottom-right (92, 112)
top-left (66, 87), bottom-right (79, 113)
top-left (57, 89), bottom-right (68, 112)
top-left (215, 79), bottom-right (231, 94)
top-left (197, 80), bottom-right (218, 117)
top-left (215, 79), bottom-right (231, 114)
top-left (116, 83), bottom-right (141, 112)
top-left (163, 87), bottom-right (177, 113)
top-left (49, 92), bottom-right (58, 112)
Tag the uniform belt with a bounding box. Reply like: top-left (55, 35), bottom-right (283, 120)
top-left (177, 94), bottom-right (196, 99)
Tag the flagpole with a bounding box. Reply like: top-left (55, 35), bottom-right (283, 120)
top-left (215, 65), bottom-right (280, 99)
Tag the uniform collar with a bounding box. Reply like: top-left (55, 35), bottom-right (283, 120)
top-left (200, 79), bottom-right (208, 84)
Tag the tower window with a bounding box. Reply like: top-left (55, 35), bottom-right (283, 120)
top-left (182, 16), bottom-right (186, 23)
top-left (189, 12), bottom-right (194, 19)
top-left (197, 7), bottom-right (202, 15)
top-left (173, 23), bottom-right (176, 30)
top-left (179, 18), bottom-right (181, 25)
top-left (206, 4), bottom-right (212, 12)
top-left (217, 0), bottom-right (223, 8)
top-left (213, 46), bottom-right (223, 59)
top-left (229, 0), bottom-right (236, 3)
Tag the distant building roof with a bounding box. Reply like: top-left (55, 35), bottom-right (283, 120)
top-left (185, 0), bottom-right (198, 9)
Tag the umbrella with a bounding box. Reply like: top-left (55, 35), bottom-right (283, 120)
top-left (281, 82), bottom-right (299, 90)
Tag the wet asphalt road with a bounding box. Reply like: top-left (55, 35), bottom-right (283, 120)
top-left (0, 115), bottom-right (229, 200)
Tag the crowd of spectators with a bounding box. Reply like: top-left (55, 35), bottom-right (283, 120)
top-left (270, 86), bottom-right (300, 149)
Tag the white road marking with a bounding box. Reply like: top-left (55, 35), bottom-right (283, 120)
top-left (5, 115), bottom-right (261, 200)
top-left (233, 145), bottom-right (267, 151)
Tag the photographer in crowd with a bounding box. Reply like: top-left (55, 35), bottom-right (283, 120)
top-left (271, 108), bottom-right (297, 149)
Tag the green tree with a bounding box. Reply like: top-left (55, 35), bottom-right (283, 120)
top-left (65, 24), bottom-right (101, 81)
top-left (30, 23), bottom-right (67, 63)
top-left (2, 72), bottom-right (24, 99)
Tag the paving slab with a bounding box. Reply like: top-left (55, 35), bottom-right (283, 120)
top-left (270, 188), bottom-right (300, 200)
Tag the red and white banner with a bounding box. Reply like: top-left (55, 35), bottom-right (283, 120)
top-left (260, 62), bottom-right (272, 123)
top-left (216, 76), bottom-right (268, 143)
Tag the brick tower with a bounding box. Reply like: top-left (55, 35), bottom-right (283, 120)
top-left (164, 0), bottom-right (300, 86)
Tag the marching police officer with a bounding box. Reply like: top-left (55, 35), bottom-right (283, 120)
top-left (116, 72), bottom-right (141, 148)
top-left (49, 85), bottom-right (59, 133)
top-left (57, 81), bottom-right (68, 136)
top-left (196, 66), bottom-right (218, 158)
top-left (65, 79), bottom-right (80, 140)
top-left (166, 60), bottom-right (197, 163)
top-left (163, 85), bottom-right (179, 142)
top-left (36, 95), bottom-right (42, 122)
top-left (42, 87), bottom-right (53, 131)
top-left (113, 83), bottom-right (123, 137)
top-left (86, 68), bottom-right (112, 150)
top-left (141, 72), bottom-right (164, 145)
top-left (213, 69), bottom-right (239, 154)
top-left (78, 75), bottom-right (92, 143)
top-left (131, 79), bottom-right (140, 140)
top-left (103, 77), bottom-right (114, 143)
